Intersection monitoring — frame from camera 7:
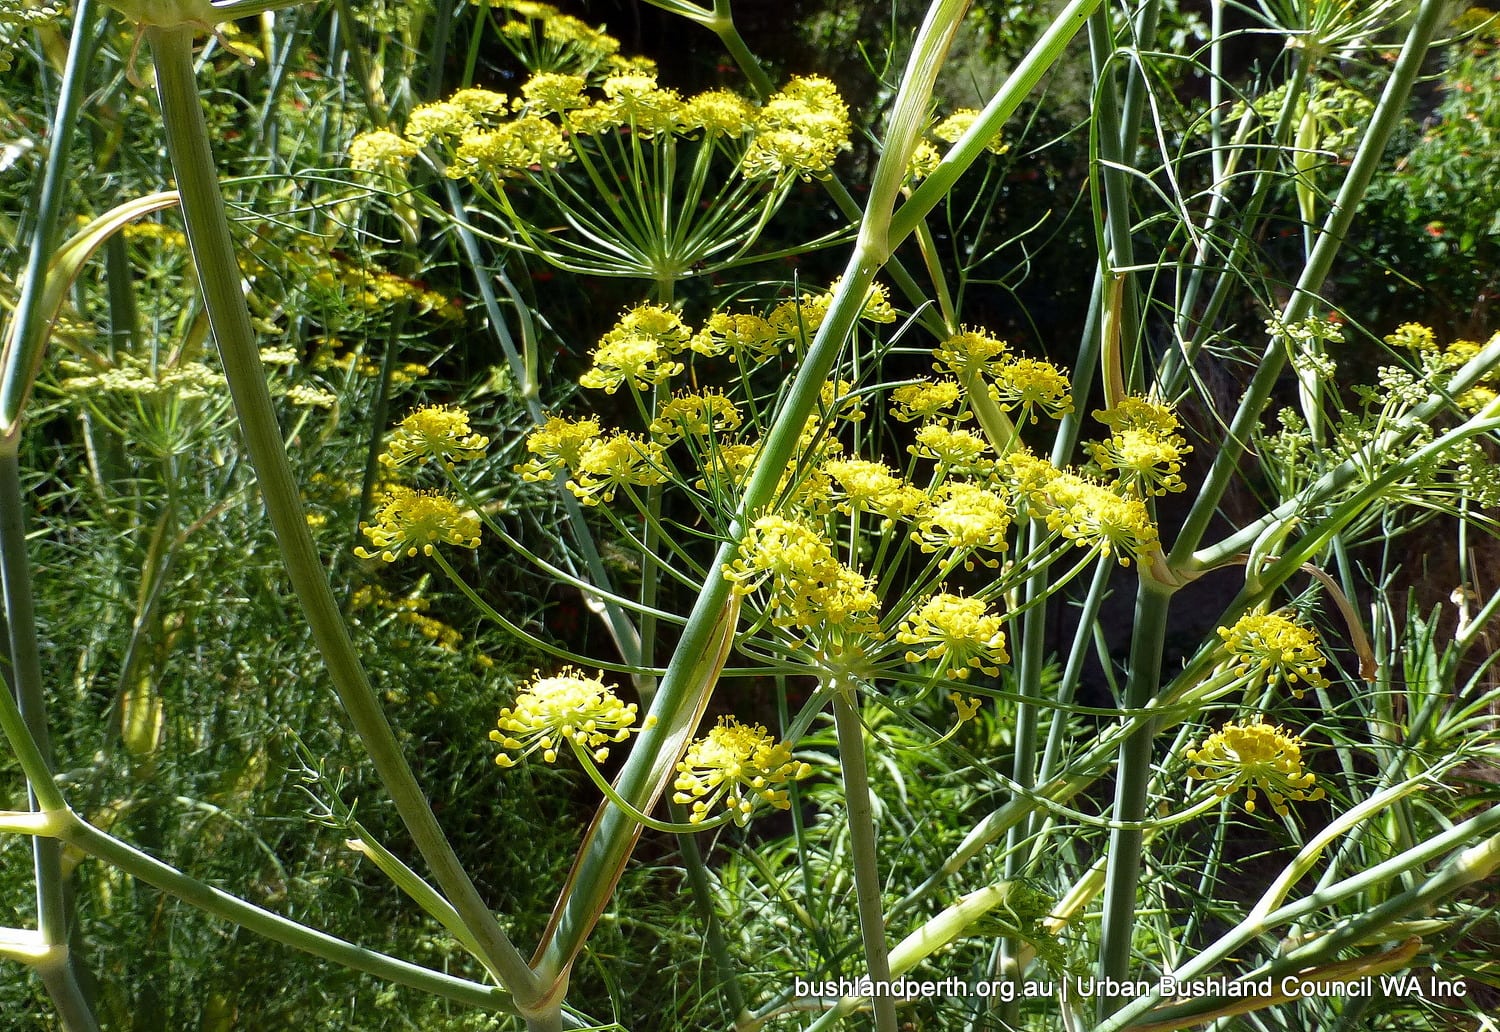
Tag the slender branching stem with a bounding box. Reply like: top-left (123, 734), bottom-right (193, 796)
top-left (143, 22), bottom-right (542, 1007)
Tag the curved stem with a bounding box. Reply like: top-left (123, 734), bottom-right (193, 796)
top-left (566, 739), bottom-right (737, 834)
top-left (56, 812), bottom-right (527, 1014)
top-left (144, 23), bottom-right (541, 1008)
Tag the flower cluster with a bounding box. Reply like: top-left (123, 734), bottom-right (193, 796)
top-left (490, 667), bottom-right (653, 766)
top-left (1384, 323), bottom-right (1500, 414)
top-left (355, 486), bottom-right (481, 562)
top-left (348, 130), bottom-right (420, 176)
top-left (931, 328), bottom-right (1073, 424)
top-left (578, 305), bottom-right (691, 393)
top-left (672, 717), bottom-right (811, 825)
top-left (907, 107), bottom-right (1010, 181)
top-left (383, 70), bottom-right (849, 185)
top-left (1185, 717), bottom-right (1324, 816)
top-left (565, 433), bottom-right (669, 505)
top-left (1217, 611), bottom-right (1331, 696)
top-left (60, 353), bottom-right (226, 402)
top-left (896, 594), bottom-right (1009, 679)
top-left (381, 405), bottom-right (490, 470)
top-left (1087, 396), bottom-right (1193, 496)
top-left (739, 75), bottom-right (853, 180)
top-left (1001, 451), bottom-right (1163, 567)
top-left (346, 14), bottom-right (852, 282)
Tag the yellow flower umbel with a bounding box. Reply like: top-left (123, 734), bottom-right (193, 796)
top-left (823, 459), bottom-right (925, 522)
top-left (690, 312), bottom-right (780, 364)
top-left (890, 379), bottom-right (965, 423)
top-left (566, 433), bottom-right (669, 504)
top-left (723, 513), bottom-right (838, 600)
top-left (934, 328), bottom-right (1011, 381)
top-left (1217, 612), bottom-right (1331, 697)
top-left (348, 130), bottom-right (420, 177)
top-left (897, 593), bottom-right (1010, 679)
top-left (740, 75), bottom-right (852, 180)
top-left (1088, 397), bottom-right (1192, 497)
top-left (932, 108), bottom-right (1009, 155)
top-left (672, 717), bottom-right (812, 825)
top-left (579, 304), bottom-right (691, 393)
top-left (490, 667), bottom-right (652, 766)
top-left (649, 390), bottom-right (743, 443)
top-left (912, 482), bottom-right (1013, 569)
top-left (381, 405), bottom-right (490, 470)
top-left (355, 487), bottom-right (481, 561)
top-left (1185, 717), bottom-right (1324, 816)
top-left (517, 414), bottom-right (602, 481)
top-left (1035, 473), bottom-right (1161, 567)
top-left (988, 356), bottom-right (1074, 424)
top-left (910, 423), bottom-right (993, 475)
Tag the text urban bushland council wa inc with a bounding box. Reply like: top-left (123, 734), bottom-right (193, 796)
top-left (794, 974), bottom-right (1468, 1003)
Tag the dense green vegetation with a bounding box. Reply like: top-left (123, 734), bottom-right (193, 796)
top-left (4, 1), bottom-right (1500, 1029)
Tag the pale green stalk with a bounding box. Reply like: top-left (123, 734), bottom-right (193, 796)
top-left (1035, 559), bottom-right (1114, 789)
top-left (1096, 801), bottom-right (1500, 1031)
top-left (1093, 5), bottom-right (1446, 1006)
top-left (51, 811), bottom-right (535, 1016)
top-left (532, 0), bottom-right (1051, 1002)
top-left (1, 464), bottom-right (100, 1032)
top-left (142, 22), bottom-right (544, 1012)
top-left (0, 4), bottom-right (105, 1026)
top-left (831, 686), bottom-right (899, 1032)
top-left (1094, 577), bottom-right (1173, 1015)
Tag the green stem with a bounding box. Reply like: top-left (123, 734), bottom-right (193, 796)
top-left (438, 181), bottom-right (645, 675)
top-left (1, 460), bottom-right (97, 1030)
top-left (1095, 578), bottom-right (1173, 1017)
top-left (1, 0), bottom-right (101, 433)
top-left (532, 0), bottom-right (1096, 995)
top-left (1096, 802), bottom-right (1500, 1031)
top-left (1168, 0), bottom-right (1446, 565)
top-left (831, 686), bottom-right (898, 1032)
top-left (1036, 558), bottom-right (1113, 787)
top-left (0, 13), bottom-right (103, 1028)
top-left (50, 811), bottom-right (532, 1014)
top-left (671, 800), bottom-right (749, 1023)
top-left (144, 24), bottom-right (541, 1008)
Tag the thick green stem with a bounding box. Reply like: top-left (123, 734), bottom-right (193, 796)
top-left (1095, 579), bottom-right (1173, 1016)
top-left (533, 0), bottom-right (1099, 995)
top-left (144, 24), bottom-right (540, 1007)
top-left (831, 687), bottom-right (898, 1032)
top-left (2, 457), bottom-right (97, 1031)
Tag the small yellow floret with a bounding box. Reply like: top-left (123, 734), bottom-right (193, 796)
top-left (490, 667), bottom-right (651, 766)
top-left (1217, 611), bottom-right (1331, 696)
top-left (355, 487), bottom-right (481, 562)
top-left (1185, 717), bottom-right (1324, 816)
top-left (672, 717), bottom-right (811, 825)
top-left (381, 405), bottom-right (489, 470)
